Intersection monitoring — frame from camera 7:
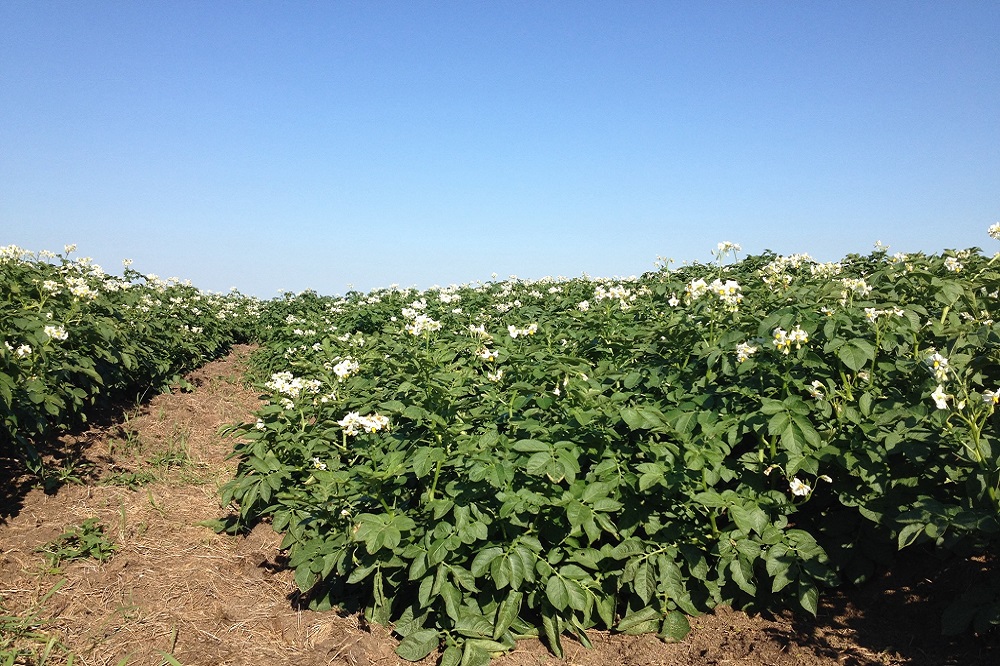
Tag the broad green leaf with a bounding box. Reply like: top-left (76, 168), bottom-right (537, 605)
top-left (395, 628), bottom-right (439, 661)
top-left (798, 580), bottom-right (819, 616)
top-left (546, 575), bottom-right (570, 611)
top-left (837, 339), bottom-right (875, 372)
top-left (659, 611), bottom-right (691, 642)
top-left (617, 606), bottom-right (661, 634)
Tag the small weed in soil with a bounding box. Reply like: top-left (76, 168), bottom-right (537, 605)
top-left (36, 518), bottom-right (118, 569)
top-left (0, 579), bottom-right (74, 665)
top-left (101, 469), bottom-right (158, 490)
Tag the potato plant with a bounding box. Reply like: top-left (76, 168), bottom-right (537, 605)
top-left (0, 244), bottom-right (260, 477)
top-left (213, 233), bottom-right (997, 661)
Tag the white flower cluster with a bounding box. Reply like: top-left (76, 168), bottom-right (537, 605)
top-left (65, 276), bottom-right (98, 300)
top-left (43, 325), bottom-right (68, 341)
top-left (735, 342), bottom-right (759, 363)
top-left (507, 323), bottom-right (538, 339)
top-left (989, 223), bottom-right (1000, 241)
top-left (404, 313), bottom-right (442, 336)
top-left (332, 358), bottom-right (360, 380)
top-left (772, 325), bottom-right (808, 354)
top-left (789, 477), bottom-right (811, 497)
top-left (760, 253), bottom-right (814, 287)
top-left (809, 262), bottom-right (842, 278)
top-left (400, 298), bottom-right (427, 319)
top-left (337, 411), bottom-right (390, 436)
top-left (708, 278), bottom-right (742, 310)
top-left (931, 385), bottom-right (951, 410)
top-left (943, 257), bottom-right (963, 273)
top-left (0, 244), bottom-right (32, 263)
top-left (4, 341), bottom-right (33, 358)
top-left (684, 278), bottom-right (708, 302)
top-left (864, 306), bottom-right (905, 323)
top-left (477, 347), bottom-right (498, 361)
top-left (839, 278), bottom-right (873, 304)
top-left (683, 277), bottom-right (742, 311)
top-left (265, 371), bottom-right (323, 399)
top-left (594, 284), bottom-right (636, 309)
top-left (468, 323), bottom-right (491, 339)
top-left (807, 380), bottom-right (825, 399)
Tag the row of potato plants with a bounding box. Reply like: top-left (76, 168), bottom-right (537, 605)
top-left (222, 234), bottom-right (1000, 665)
top-left (0, 244), bottom-right (261, 478)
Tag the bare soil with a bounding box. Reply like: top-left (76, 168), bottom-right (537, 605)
top-left (1, 346), bottom-right (997, 665)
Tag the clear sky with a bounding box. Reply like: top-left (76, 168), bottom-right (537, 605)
top-left (2, 1), bottom-right (998, 297)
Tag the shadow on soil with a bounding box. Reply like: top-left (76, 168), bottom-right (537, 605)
top-left (0, 397), bottom-right (155, 523)
top-left (772, 548), bottom-right (999, 666)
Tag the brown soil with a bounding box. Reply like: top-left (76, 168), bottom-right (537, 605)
top-left (1, 345), bottom-right (997, 665)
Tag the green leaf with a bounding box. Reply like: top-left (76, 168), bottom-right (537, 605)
top-left (798, 580), bottom-right (819, 616)
top-left (617, 606), bottom-right (661, 634)
top-left (659, 611), bottom-right (691, 642)
top-left (512, 439), bottom-right (549, 452)
top-left (541, 611), bottom-right (563, 657)
top-left (494, 591), bottom-right (522, 639)
top-left (395, 628), bottom-right (440, 661)
top-left (471, 547), bottom-right (503, 576)
top-left (633, 560), bottom-right (656, 604)
top-left (546, 575), bottom-right (570, 611)
top-left (440, 646), bottom-right (463, 666)
top-left (460, 642), bottom-right (491, 666)
top-left (837, 339), bottom-right (875, 372)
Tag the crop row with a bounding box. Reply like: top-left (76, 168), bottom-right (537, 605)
top-left (222, 236), bottom-right (1000, 664)
top-left (0, 244), bottom-right (260, 478)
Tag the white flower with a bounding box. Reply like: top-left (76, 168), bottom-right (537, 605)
top-left (487, 369), bottom-right (504, 382)
top-left (477, 347), bottom-right (498, 361)
top-left (709, 278), bottom-right (743, 310)
top-left (684, 278), bottom-right (708, 302)
top-left (577, 300), bottom-right (590, 312)
top-left (404, 314), bottom-right (442, 336)
top-left (944, 256), bottom-right (963, 273)
top-left (43, 325), bottom-right (68, 341)
top-left (667, 294), bottom-right (679, 307)
top-left (15, 344), bottom-right (32, 358)
top-left (255, 419), bottom-right (265, 430)
top-left (807, 380), bottom-right (825, 399)
top-left (64, 244), bottom-right (77, 254)
top-left (925, 353), bottom-right (949, 382)
top-left (989, 223), bottom-right (1000, 241)
top-left (788, 325), bottom-right (809, 347)
top-left (507, 323), bottom-right (538, 339)
top-left (332, 358), bottom-right (360, 380)
top-left (983, 389), bottom-right (999, 406)
top-left (789, 478), bottom-right (811, 497)
top-left (735, 342), bottom-right (758, 363)
top-left (468, 323), bottom-right (488, 337)
top-left (772, 326), bottom-right (806, 354)
top-left (311, 457), bottom-right (327, 471)
top-left (931, 384), bottom-right (950, 410)
top-left (338, 412), bottom-right (390, 437)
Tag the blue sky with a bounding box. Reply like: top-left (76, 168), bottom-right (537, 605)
top-left (2, 1), bottom-right (998, 297)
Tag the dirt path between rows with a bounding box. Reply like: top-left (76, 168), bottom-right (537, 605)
top-left (1, 346), bottom-right (996, 665)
